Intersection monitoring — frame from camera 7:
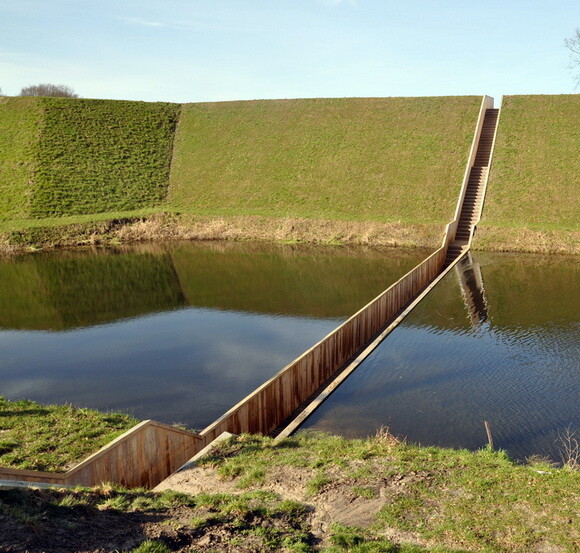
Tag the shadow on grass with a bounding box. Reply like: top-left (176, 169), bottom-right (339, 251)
top-left (0, 408), bottom-right (50, 417)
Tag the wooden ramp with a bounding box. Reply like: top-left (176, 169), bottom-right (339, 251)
top-left (0, 98), bottom-right (500, 489)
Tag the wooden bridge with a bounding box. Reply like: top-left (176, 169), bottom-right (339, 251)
top-left (0, 96), bottom-right (500, 489)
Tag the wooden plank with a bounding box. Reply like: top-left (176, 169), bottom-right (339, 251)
top-left (275, 249), bottom-right (469, 439)
top-left (0, 467), bottom-right (65, 484)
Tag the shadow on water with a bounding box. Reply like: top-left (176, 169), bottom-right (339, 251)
top-left (302, 251), bottom-right (579, 462)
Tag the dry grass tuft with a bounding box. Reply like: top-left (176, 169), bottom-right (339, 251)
top-left (557, 427), bottom-right (579, 470)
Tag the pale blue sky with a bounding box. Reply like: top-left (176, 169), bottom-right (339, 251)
top-left (1, 0), bottom-right (578, 104)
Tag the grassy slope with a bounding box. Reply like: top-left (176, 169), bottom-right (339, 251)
top-left (30, 98), bottom-right (180, 217)
top-left (1, 95), bottom-right (577, 253)
top-left (484, 95), bottom-right (579, 229)
top-left (0, 397), bottom-right (138, 471)
top-left (0, 97), bottom-right (43, 221)
top-left (476, 94), bottom-right (579, 252)
top-left (2, 432), bottom-right (577, 552)
top-left (188, 433), bottom-right (579, 553)
top-left (169, 97), bottom-right (481, 224)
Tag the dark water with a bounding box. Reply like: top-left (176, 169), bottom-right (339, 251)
top-left (302, 252), bottom-right (579, 462)
top-left (0, 241), bottom-right (425, 429)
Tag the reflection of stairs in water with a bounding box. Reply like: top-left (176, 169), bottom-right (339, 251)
top-left (455, 252), bottom-right (489, 326)
top-left (444, 108), bottom-right (499, 268)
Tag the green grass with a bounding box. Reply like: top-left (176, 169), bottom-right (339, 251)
top-left (1, 94), bottom-right (578, 253)
top-left (0, 97), bottom-right (179, 222)
top-left (0, 97), bottom-right (43, 221)
top-left (197, 433), bottom-right (580, 553)
top-left (169, 97), bottom-right (481, 224)
top-left (0, 396), bottom-right (138, 471)
top-left (1, 430), bottom-right (577, 551)
top-left (0, 485), bottom-right (314, 553)
top-left (483, 94), bottom-right (580, 231)
top-left (30, 98), bottom-right (180, 217)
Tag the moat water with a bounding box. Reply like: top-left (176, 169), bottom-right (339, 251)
top-left (0, 242), bottom-right (577, 461)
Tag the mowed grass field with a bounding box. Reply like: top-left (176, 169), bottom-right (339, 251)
top-left (482, 94), bottom-right (579, 231)
top-left (31, 98), bottom-right (180, 218)
top-left (1, 94), bottom-right (577, 252)
top-left (169, 96), bottom-right (481, 225)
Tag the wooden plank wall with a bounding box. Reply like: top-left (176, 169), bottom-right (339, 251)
top-left (198, 246), bottom-right (447, 445)
top-left (0, 420), bottom-right (201, 488)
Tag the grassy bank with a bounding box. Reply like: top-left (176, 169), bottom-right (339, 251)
top-left (478, 94), bottom-right (579, 253)
top-left (0, 98), bottom-right (179, 221)
top-left (169, 97), bottom-right (480, 225)
top-left (1, 432), bottom-right (578, 552)
top-left (0, 212), bottom-right (445, 257)
top-left (0, 397), bottom-right (138, 471)
top-left (1, 94), bottom-right (578, 254)
top-left (0, 96), bottom-right (480, 252)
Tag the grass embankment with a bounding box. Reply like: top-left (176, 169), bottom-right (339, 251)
top-left (0, 97), bottom-right (179, 223)
top-left (2, 94), bottom-right (577, 254)
top-left (0, 97), bottom-right (42, 221)
top-left (477, 94), bottom-right (580, 253)
top-left (169, 97), bottom-right (480, 225)
top-left (0, 96), bottom-right (480, 252)
top-left (1, 432), bottom-right (578, 552)
top-left (0, 397), bottom-right (138, 471)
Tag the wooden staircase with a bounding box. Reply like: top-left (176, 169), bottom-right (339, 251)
top-left (444, 108), bottom-right (499, 267)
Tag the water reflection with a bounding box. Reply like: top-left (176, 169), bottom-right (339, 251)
top-left (0, 241), bottom-right (426, 428)
top-left (303, 252), bottom-right (579, 462)
top-left (456, 253), bottom-right (488, 326)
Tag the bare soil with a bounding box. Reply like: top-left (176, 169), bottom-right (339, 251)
top-left (155, 459), bottom-right (430, 549)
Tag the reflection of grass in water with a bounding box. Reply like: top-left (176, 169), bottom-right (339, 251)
top-left (476, 252), bottom-right (580, 328)
top-left (0, 249), bottom-right (185, 330)
top-left (171, 241), bottom-right (426, 319)
top-left (0, 242), bottom-right (426, 330)
top-left (0, 396), bottom-right (137, 471)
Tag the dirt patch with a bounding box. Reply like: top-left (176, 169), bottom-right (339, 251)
top-left (155, 458), bottom-right (430, 548)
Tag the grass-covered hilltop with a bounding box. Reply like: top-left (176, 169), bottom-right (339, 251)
top-left (0, 93), bottom-right (578, 253)
top-left (480, 94), bottom-right (579, 253)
